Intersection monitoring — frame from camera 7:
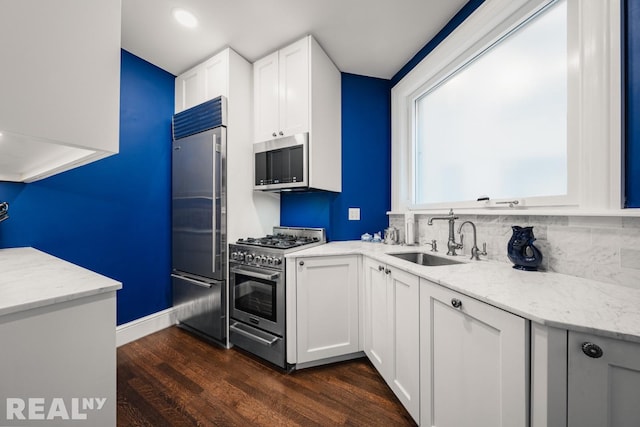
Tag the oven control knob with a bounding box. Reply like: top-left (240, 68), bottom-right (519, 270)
top-left (266, 257), bottom-right (274, 265)
top-left (245, 253), bottom-right (254, 263)
top-left (231, 252), bottom-right (238, 260)
top-left (273, 257), bottom-right (282, 266)
top-left (259, 256), bottom-right (267, 264)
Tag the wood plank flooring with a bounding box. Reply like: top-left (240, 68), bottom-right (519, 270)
top-left (117, 326), bottom-right (417, 426)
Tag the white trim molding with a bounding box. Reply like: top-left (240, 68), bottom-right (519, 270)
top-left (392, 0), bottom-right (623, 213)
top-left (116, 307), bottom-right (177, 347)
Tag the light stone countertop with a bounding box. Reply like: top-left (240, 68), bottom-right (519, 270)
top-left (0, 247), bottom-right (122, 317)
top-left (287, 241), bottom-right (640, 344)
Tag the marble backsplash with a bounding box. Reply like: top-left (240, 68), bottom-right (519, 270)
top-left (389, 214), bottom-right (640, 290)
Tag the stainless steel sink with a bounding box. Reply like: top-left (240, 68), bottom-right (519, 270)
top-left (388, 252), bottom-right (464, 266)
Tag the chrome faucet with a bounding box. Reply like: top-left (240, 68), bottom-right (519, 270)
top-left (457, 220), bottom-right (487, 260)
top-left (427, 209), bottom-right (463, 256)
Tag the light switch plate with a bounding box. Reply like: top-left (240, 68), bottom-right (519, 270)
top-left (348, 207), bottom-right (360, 221)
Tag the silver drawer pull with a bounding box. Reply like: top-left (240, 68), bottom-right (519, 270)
top-left (451, 298), bottom-right (462, 309)
top-left (230, 323), bottom-right (279, 346)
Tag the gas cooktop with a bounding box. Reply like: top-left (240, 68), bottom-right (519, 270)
top-left (234, 227), bottom-right (326, 251)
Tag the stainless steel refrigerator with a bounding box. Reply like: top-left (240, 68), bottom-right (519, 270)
top-left (171, 97), bottom-right (227, 343)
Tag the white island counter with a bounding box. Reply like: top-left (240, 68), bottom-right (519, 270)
top-left (0, 247), bottom-right (121, 427)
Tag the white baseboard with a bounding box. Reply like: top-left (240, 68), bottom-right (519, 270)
top-left (116, 307), bottom-right (177, 347)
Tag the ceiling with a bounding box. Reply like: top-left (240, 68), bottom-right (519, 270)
top-left (121, 0), bottom-right (469, 79)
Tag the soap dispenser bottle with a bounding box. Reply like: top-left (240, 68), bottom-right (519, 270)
top-left (405, 212), bottom-right (415, 246)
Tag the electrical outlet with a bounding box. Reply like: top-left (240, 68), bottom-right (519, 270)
top-left (348, 208), bottom-right (360, 221)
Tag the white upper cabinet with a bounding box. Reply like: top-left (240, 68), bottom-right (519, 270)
top-left (175, 49), bottom-right (230, 113)
top-left (253, 35), bottom-right (341, 192)
top-left (253, 38), bottom-right (310, 141)
top-left (0, 0), bottom-right (121, 183)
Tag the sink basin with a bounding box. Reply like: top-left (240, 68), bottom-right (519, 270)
top-left (388, 252), bottom-right (464, 266)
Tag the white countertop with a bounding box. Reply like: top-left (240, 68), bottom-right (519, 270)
top-left (288, 241), bottom-right (640, 343)
top-left (0, 247), bottom-right (122, 317)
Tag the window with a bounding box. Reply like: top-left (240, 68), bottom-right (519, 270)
top-left (414, 1), bottom-right (567, 205)
top-left (392, 0), bottom-right (622, 213)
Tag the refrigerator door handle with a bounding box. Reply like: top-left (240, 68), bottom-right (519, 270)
top-left (211, 132), bottom-right (217, 274)
top-left (171, 273), bottom-right (214, 289)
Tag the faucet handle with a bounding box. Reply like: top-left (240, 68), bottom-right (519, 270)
top-left (480, 242), bottom-right (488, 256)
top-left (459, 233), bottom-right (464, 248)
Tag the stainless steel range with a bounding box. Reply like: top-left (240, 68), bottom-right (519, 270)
top-left (229, 226), bottom-right (326, 368)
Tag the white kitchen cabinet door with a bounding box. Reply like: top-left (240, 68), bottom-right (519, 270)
top-left (568, 331), bottom-right (640, 427)
top-left (388, 267), bottom-right (420, 421)
top-left (363, 257), bottom-right (390, 375)
top-left (278, 37), bottom-right (310, 137)
top-left (253, 51), bottom-right (280, 142)
top-left (420, 279), bottom-right (529, 427)
top-left (174, 49), bottom-right (229, 113)
top-left (253, 37), bottom-right (310, 142)
top-left (296, 255), bottom-right (359, 364)
top-left (363, 258), bottom-right (420, 422)
top-left (202, 51), bottom-right (228, 102)
top-left (175, 68), bottom-right (203, 113)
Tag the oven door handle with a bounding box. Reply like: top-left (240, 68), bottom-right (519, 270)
top-left (230, 322), bottom-right (280, 346)
top-left (230, 267), bottom-right (280, 281)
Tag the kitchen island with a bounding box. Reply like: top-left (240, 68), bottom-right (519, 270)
top-left (0, 247), bottom-right (121, 426)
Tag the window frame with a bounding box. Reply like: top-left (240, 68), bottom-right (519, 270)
top-left (391, 0), bottom-right (623, 214)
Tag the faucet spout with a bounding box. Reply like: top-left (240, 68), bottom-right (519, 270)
top-left (427, 209), bottom-right (463, 256)
top-left (457, 220), bottom-right (486, 260)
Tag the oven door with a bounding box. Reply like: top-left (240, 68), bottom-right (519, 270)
top-left (230, 263), bottom-right (284, 336)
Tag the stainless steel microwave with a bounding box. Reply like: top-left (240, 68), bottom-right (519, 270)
top-left (254, 133), bottom-right (309, 191)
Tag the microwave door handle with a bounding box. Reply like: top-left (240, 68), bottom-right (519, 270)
top-left (230, 267), bottom-right (280, 281)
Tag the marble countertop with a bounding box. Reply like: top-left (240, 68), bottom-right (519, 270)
top-left (287, 241), bottom-right (640, 343)
top-left (0, 247), bottom-right (122, 317)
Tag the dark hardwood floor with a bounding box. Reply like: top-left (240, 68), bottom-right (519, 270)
top-left (117, 326), bottom-right (417, 426)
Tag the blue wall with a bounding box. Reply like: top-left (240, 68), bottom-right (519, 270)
top-left (280, 73), bottom-right (391, 241)
top-left (0, 50), bottom-right (175, 325)
top-left (627, 0), bottom-right (640, 207)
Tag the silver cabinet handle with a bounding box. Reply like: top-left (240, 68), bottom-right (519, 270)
top-left (299, 260), bottom-right (305, 266)
top-left (272, 132), bottom-right (277, 137)
top-left (279, 131), bottom-right (284, 136)
top-left (582, 342), bottom-right (604, 358)
top-left (385, 268), bottom-right (391, 275)
top-left (378, 265), bottom-right (384, 271)
top-left (451, 298), bottom-right (462, 308)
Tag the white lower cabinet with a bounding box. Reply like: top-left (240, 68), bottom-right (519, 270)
top-left (568, 331), bottom-right (640, 427)
top-left (420, 278), bottom-right (529, 427)
top-left (295, 255), bottom-right (360, 364)
top-left (363, 257), bottom-right (420, 421)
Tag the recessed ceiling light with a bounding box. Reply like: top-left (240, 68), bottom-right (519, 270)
top-left (172, 8), bottom-right (198, 29)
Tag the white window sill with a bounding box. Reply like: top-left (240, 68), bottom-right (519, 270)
top-left (387, 208), bottom-right (640, 217)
